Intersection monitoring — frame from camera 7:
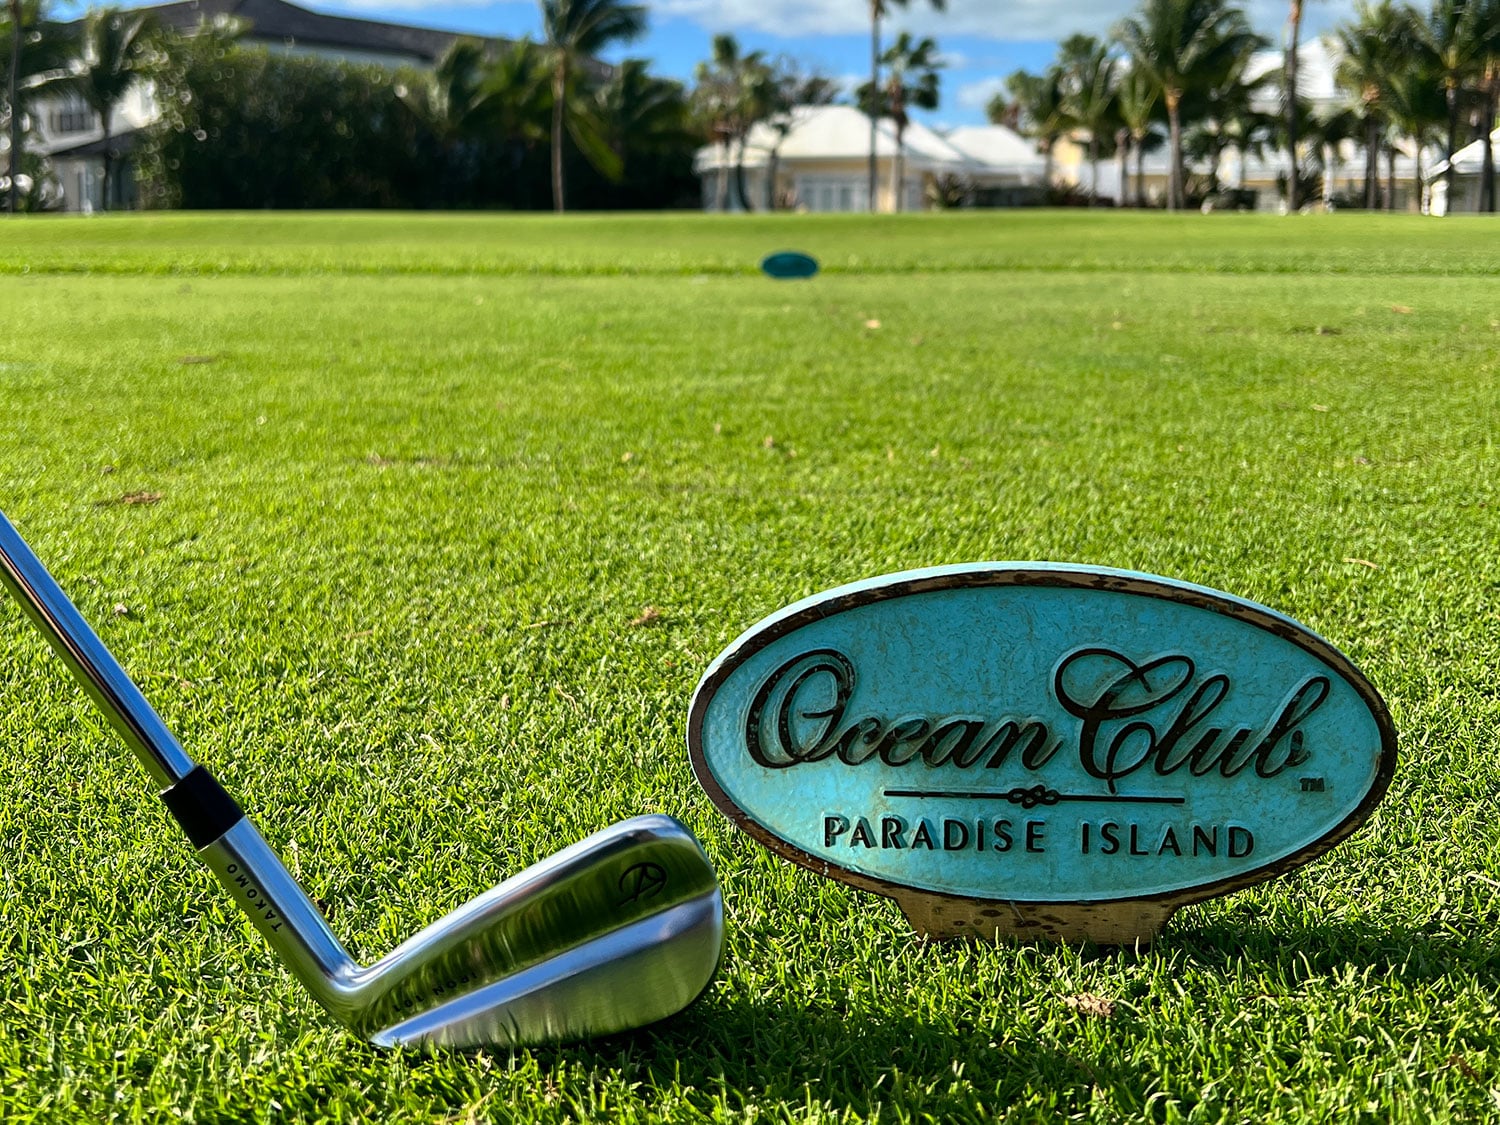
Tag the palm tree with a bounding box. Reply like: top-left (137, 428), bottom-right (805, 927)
top-left (1116, 67), bottom-right (1160, 206)
top-left (540, 0), bottom-right (646, 213)
top-left (484, 38), bottom-right (552, 154)
top-left (1475, 5), bottom-right (1500, 211)
top-left (1002, 68), bottom-right (1069, 191)
top-left (1310, 104), bottom-right (1361, 204)
top-left (687, 34), bottom-right (768, 213)
top-left (857, 31), bottom-right (940, 212)
top-left (762, 60), bottom-right (839, 210)
top-left (1284, 0), bottom-right (1304, 209)
top-left (1381, 39), bottom-right (1447, 208)
top-left (54, 7), bottom-right (153, 210)
top-left (1412, 0), bottom-right (1489, 208)
top-left (597, 58), bottom-right (690, 178)
top-left (397, 39), bottom-right (504, 206)
top-left (1333, 1), bottom-right (1410, 208)
top-left (866, 0), bottom-right (944, 213)
top-left (1057, 34), bottom-right (1118, 204)
top-left (692, 34), bottom-right (771, 212)
top-left (1115, 0), bottom-right (1260, 210)
top-left (1180, 33), bottom-right (1272, 199)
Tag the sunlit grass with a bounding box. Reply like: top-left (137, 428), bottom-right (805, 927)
top-left (0, 210), bottom-right (1497, 1123)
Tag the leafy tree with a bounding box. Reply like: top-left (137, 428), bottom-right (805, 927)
top-left (2, 0), bottom-right (69, 212)
top-left (540, 0), bottom-right (646, 213)
top-left (5, 0), bottom-right (22, 212)
top-left (52, 7), bottom-right (153, 209)
top-left (857, 31), bottom-right (940, 211)
top-left (866, 0), bottom-right (944, 212)
top-left (1115, 0), bottom-right (1260, 210)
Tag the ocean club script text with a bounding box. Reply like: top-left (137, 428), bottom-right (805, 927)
top-left (744, 646), bottom-right (1330, 793)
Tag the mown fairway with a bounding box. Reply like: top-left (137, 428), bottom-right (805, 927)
top-left (1, 211), bottom-right (1497, 1123)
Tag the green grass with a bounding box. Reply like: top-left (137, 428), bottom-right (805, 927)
top-left (0, 210), bottom-right (1498, 1123)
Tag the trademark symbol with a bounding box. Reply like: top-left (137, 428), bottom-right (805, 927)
top-left (617, 862), bottom-right (667, 905)
top-left (1300, 777), bottom-right (1325, 792)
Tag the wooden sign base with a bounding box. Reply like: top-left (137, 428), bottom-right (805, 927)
top-left (893, 892), bottom-right (1179, 946)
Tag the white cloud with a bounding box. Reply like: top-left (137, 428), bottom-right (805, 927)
top-left (955, 76), bottom-right (1005, 111)
top-left (650, 0), bottom-right (1353, 43)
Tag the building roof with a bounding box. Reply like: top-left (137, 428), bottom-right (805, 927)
top-left (137, 0), bottom-right (497, 64)
top-left (696, 105), bottom-right (980, 173)
top-left (1245, 38), bottom-right (1344, 113)
top-left (943, 124), bottom-right (1045, 175)
top-left (46, 127), bottom-right (144, 159)
top-left (1428, 127), bottom-right (1500, 178)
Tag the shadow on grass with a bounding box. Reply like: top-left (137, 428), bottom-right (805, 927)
top-left (1167, 915), bottom-right (1500, 984)
top-left (520, 991), bottom-right (1131, 1119)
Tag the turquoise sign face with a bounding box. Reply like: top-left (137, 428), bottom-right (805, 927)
top-left (688, 565), bottom-right (1396, 915)
top-left (759, 251), bottom-right (820, 279)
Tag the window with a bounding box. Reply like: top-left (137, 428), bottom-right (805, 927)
top-left (795, 176), bottom-right (868, 213)
top-left (49, 98), bottom-right (96, 135)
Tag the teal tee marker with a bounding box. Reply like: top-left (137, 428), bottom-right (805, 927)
top-left (687, 564), bottom-right (1397, 944)
top-left (759, 251), bottom-right (819, 279)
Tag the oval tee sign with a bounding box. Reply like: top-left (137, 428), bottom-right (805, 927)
top-left (688, 565), bottom-right (1396, 944)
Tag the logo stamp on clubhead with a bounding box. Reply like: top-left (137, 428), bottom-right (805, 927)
top-left (617, 862), bottom-right (668, 905)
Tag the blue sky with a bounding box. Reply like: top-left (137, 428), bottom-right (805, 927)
top-left (66, 0), bottom-right (1359, 128)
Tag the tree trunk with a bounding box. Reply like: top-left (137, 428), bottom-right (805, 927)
top-left (1444, 83), bottom-right (1459, 209)
top-left (1285, 0), bottom-right (1302, 211)
top-left (1088, 135), bottom-right (1099, 206)
top-left (766, 146), bottom-right (779, 210)
top-left (1481, 83), bottom-right (1496, 213)
top-left (551, 61), bottom-right (566, 213)
top-left (1365, 118), bottom-right (1378, 209)
top-left (1135, 136), bottom-right (1146, 207)
top-left (1385, 139), bottom-right (1396, 211)
top-left (1116, 129), bottom-right (1128, 209)
top-left (1413, 145), bottom-right (1423, 213)
top-left (734, 133), bottom-right (752, 212)
top-left (890, 126), bottom-right (903, 213)
top-left (1323, 142), bottom-right (1334, 206)
top-left (6, 0), bottom-right (22, 214)
top-left (1166, 89), bottom-right (1183, 211)
top-left (715, 139), bottom-right (729, 211)
top-left (1043, 141), bottom-right (1054, 199)
top-left (868, 4), bottom-right (879, 213)
top-left (100, 112), bottom-right (114, 212)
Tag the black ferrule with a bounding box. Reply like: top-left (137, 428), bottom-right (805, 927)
top-left (161, 765), bottom-right (246, 849)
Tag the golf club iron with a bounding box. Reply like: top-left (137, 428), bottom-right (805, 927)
top-left (0, 508), bottom-right (724, 1048)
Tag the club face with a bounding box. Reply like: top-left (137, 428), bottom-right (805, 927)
top-left (348, 815), bottom-right (725, 1046)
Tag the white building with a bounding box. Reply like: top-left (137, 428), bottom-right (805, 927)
top-left (694, 104), bottom-right (1045, 213)
top-left (1427, 127), bottom-right (1500, 215)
